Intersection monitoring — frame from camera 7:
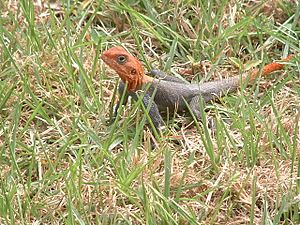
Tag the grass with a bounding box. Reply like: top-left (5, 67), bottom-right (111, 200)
top-left (0, 0), bottom-right (300, 224)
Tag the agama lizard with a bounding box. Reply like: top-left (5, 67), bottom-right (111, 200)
top-left (101, 46), bottom-right (292, 130)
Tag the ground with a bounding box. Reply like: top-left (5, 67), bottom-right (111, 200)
top-left (0, 0), bottom-right (299, 224)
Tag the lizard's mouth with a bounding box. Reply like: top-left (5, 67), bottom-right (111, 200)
top-left (100, 54), bottom-right (112, 67)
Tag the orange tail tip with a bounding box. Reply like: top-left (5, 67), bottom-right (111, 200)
top-left (250, 54), bottom-right (294, 80)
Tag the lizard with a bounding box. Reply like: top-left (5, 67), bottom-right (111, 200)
top-left (101, 46), bottom-right (293, 131)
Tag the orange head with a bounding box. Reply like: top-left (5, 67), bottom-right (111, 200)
top-left (101, 46), bottom-right (144, 91)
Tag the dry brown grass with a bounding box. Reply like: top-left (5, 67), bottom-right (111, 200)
top-left (0, 0), bottom-right (299, 224)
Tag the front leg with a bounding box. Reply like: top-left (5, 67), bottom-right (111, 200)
top-left (134, 92), bottom-right (165, 149)
top-left (140, 93), bottom-right (165, 131)
top-left (112, 81), bottom-right (129, 121)
top-left (113, 82), bottom-right (165, 132)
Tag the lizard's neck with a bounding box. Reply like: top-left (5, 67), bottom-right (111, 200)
top-left (142, 74), bottom-right (155, 84)
top-left (124, 73), bottom-right (155, 91)
top-left (130, 74), bottom-right (154, 90)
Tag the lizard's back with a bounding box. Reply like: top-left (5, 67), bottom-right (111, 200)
top-left (146, 77), bottom-right (239, 112)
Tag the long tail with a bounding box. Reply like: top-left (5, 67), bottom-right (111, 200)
top-left (200, 55), bottom-right (294, 97)
top-left (247, 54), bottom-right (294, 82)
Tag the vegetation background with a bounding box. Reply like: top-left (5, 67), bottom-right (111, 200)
top-left (0, 0), bottom-right (299, 224)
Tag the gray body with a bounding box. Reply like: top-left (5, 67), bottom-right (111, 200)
top-left (114, 69), bottom-right (241, 129)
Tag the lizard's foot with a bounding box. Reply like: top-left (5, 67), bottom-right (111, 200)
top-left (207, 117), bottom-right (216, 129)
top-left (207, 117), bottom-right (216, 136)
top-left (106, 118), bottom-right (114, 125)
top-left (158, 125), bottom-right (167, 133)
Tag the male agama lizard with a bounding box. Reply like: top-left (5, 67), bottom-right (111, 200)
top-left (101, 46), bottom-right (292, 130)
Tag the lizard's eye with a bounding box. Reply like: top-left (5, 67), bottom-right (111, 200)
top-left (117, 55), bottom-right (127, 64)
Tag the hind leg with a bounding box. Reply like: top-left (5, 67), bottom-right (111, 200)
top-left (189, 96), bottom-right (215, 129)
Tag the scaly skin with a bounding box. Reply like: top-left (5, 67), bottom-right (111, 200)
top-left (101, 46), bottom-right (292, 130)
